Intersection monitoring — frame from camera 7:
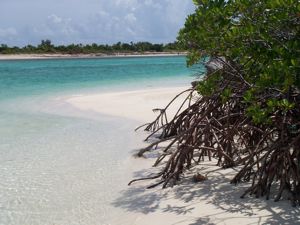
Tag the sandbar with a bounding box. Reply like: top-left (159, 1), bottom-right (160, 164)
top-left (65, 86), bottom-right (299, 225)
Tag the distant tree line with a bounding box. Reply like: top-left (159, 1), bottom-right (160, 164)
top-left (0, 40), bottom-right (185, 54)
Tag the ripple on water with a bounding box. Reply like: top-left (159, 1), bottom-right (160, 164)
top-left (0, 104), bottom-right (145, 225)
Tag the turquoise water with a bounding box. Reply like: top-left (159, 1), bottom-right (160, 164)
top-left (0, 56), bottom-right (197, 101)
top-left (0, 56), bottom-right (200, 225)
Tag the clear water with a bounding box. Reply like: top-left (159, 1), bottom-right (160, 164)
top-left (0, 56), bottom-right (197, 101)
top-left (0, 56), bottom-right (201, 225)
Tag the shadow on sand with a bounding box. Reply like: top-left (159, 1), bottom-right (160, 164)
top-left (112, 162), bottom-right (300, 225)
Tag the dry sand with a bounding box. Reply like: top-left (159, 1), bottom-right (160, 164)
top-left (66, 87), bottom-right (191, 123)
top-left (66, 86), bottom-right (299, 225)
top-left (0, 53), bottom-right (186, 60)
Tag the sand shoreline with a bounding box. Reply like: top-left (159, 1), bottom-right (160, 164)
top-left (65, 86), bottom-right (191, 123)
top-left (64, 86), bottom-right (299, 225)
top-left (0, 52), bottom-right (187, 60)
top-left (0, 84), bottom-right (298, 224)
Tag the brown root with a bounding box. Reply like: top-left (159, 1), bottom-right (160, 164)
top-left (130, 58), bottom-right (300, 206)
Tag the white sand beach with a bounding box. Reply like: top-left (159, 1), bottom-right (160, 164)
top-left (66, 86), bottom-right (191, 122)
top-left (0, 52), bottom-right (186, 60)
top-left (65, 86), bottom-right (300, 225)
top-left (1, 0), bottom-right (297, 223)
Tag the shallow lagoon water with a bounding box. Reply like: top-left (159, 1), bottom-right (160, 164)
top-left (0, 56), bottom-right (196, 100)
top-left (0, 56), bottom-right (200, 224)
top-left (0, 111), bottom-right (142, 225)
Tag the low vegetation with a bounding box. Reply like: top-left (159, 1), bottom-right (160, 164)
top-left (130, 0), bottom-right (300, 206)
top-left (0, 40), bottom-right (184, 55)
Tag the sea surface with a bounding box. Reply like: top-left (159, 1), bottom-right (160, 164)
top-left (0, 56), bottom-right (200, 225)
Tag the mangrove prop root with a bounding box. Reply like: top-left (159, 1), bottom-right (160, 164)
top-left (130, 59), bottom-right (300, 206)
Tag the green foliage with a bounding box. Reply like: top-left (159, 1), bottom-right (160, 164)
top-left (0, 41), bottom-right (186, 55)
top-left (178, 0), bottom-right (300, 124)
top-left (246, 104), bottom-right (271, 125)
top-left (38, 39), bottom-right (54, 53)
top-left (0, 44), bottom-right (8, 53)
top-left (197, 73), bottom-right (221, 96)
top-left (242, 89), bottom-right (255, 104)
top-left (221, 88), bottom-right (232, 104)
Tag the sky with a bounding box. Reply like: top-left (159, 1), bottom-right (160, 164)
top-left (0, 0), bottom-right (195, 46)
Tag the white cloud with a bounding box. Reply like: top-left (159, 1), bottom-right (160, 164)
top-left (46, 14), bottom-right (76, 36)
top-left (31, 14), bottom-right (78, 44)
top-left (165, 0), bottom-right (193, 25)
top-left (48, 14), bottom-right (63, 24)
top-left (0, 0), bottom-right (195, 46)
top-left (144, 0), bottom-right (162, 9)
top-left (144, 0), bottom-right (153, 5)
top-left (125, 13), bottom-right (137, 24)
top-left (126, 27), bottom-right (136, 35)
top-left (96, 10), bottom-right (109, 17)
top-left (115, 0), bottom-right (138, 7)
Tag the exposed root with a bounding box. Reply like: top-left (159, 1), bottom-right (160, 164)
top-left (130, 58), bottom-right (300, 206)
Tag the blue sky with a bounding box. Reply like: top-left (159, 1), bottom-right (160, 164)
top-left (0, 0), bottom-right (195, 46)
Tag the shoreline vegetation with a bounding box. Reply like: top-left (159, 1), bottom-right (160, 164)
top-left (66, 86), bottom-right (299, 224)
top-left (1, 0), bottom-right (298, 223)
top-left (128, 0), bottom-right (300, 209)
top-left (0, 40), bottom-right (187, 60)
top-left (0, 52), bottom-right (186, 60)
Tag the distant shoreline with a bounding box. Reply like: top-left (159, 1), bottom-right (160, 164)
top-left (0, 52), bottom-right (187, 61)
